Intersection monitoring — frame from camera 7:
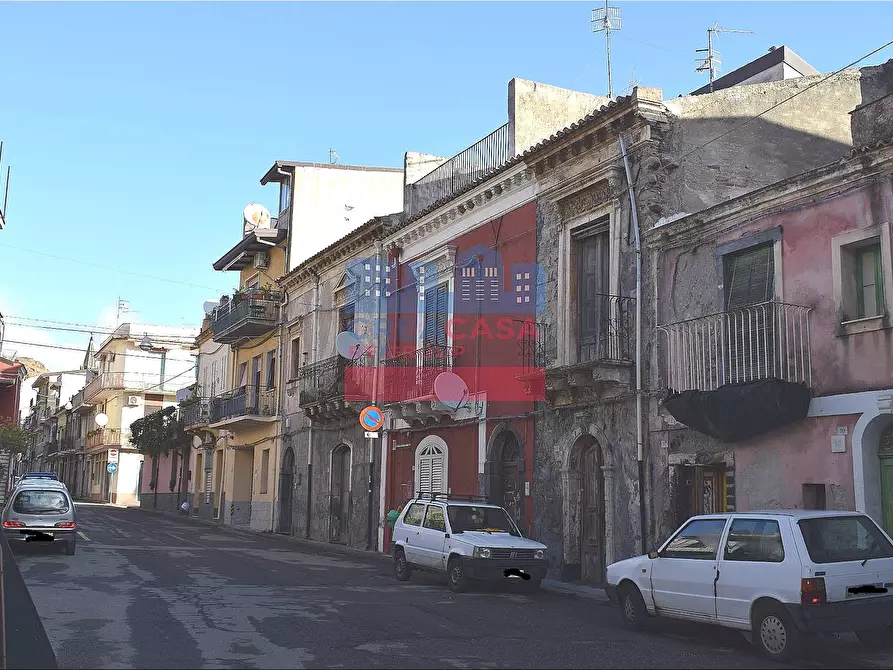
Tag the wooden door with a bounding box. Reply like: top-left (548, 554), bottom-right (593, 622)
top-left (500, 437), bottom-right (522, 530)
top-left (580, 445), bottom-right (606, 585)
top-left (330, 446), bottom-right (351, 543)
top-left (881, 459), bottom-right (893, 535)
top-left (578, 231), bottom-right (609, 363)
top-left (278, 448), bottom-right (294, 535)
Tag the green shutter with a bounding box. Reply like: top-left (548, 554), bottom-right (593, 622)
top-left (724, 244), bottom-right (775, 310)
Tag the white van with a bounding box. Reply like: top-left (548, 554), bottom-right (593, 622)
top-left (606, 511), bottom-right (893, 661)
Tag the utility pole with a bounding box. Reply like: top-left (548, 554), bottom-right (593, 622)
top-left (592, 2), bottom-right (622, 98)
top-left (696, 22), bottom-right (755, 93)
top-left (116, 298), bottom-right (130, 325)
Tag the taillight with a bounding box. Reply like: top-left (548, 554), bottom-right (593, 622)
top-left (54, 522), bottom-right (76, 528)
top-left (3, 521), bottom-right (24, 528)
top-left (801, 577), bottom-right (827, 605)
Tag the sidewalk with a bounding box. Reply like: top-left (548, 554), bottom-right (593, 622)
top-left (125, 503), bottom-right (611, 603)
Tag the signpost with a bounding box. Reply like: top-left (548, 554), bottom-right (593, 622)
top-left (359, 406), bottom-right (383, 438)
top-left (107, 463), bottom-right (118, 475)
top-left (107, 448), bottom-right (119, 465)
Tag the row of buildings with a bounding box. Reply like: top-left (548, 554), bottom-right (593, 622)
top-left (24, 46), bottom-right (893, 586)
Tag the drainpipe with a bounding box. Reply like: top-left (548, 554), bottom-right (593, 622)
top-left (271, 288), bottom-right (286, 534)
top-left (367, 240), bottom-right (384, 550)
top-left (619, 134), bottom-right (648, 555)
top-left (306, 269), bottom-right (321, 539)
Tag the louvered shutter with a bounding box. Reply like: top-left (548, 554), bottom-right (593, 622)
top-left (430, 453), bottom-right (444, 492)
top-left (418, 456), bottom-right (432, 493)
top-left (723, 244), bottom-right (776, 382)
top-left (578, 231), bottom-right (609, 362)
top-left (424, 282), bottom-right (449, 348)
top-left (725, 244), bottom-right (774, 310)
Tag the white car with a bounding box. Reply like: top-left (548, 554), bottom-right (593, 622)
top-left (606, 511), bottom-right (893, 661)
top-left (391, 494), bottom-right (548, 593)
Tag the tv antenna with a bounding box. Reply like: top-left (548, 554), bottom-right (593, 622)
top-left (117, 298), bottom-right (131, 325)
top-left (0, 141), bottom-right (10, 230)
top-left (591, 1), bottom-right (622, 98)
top-left (696, 22), bottom-right (756, 93)
top-left (328, 148), bottom-right (339, 164)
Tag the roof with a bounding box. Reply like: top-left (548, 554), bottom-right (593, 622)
top-left (260, 160), bottom-right (403, 186)
top-left (689, 45), bottom-right (819, 96)
top-left (212, 227), bottom-right (288, 272)
top-left (693, 510), bottom-right (867, 520)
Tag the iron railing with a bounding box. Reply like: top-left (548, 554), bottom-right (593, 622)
top-left (382, 345), bottom-right (454, 403)
top-left (580, 294), bottom-right (635, 363)
top-left (298, 354), bottom-right (374, 407)
top-left (70, 389), bottom-right (86, 411)
top-left (179, 397), bottom-right (211, 427)
top-left (210, 385), bottom-right (277, 423)
top-left (85, 371), bottom-right (187, 399)
top-left (211, 292), bottom-right (281, 337)
top-left (657, 301), bottom-right (813, 392)
top-left (412, 123), bottom-right (511, 211)
top-left (86, 429), bottom-right (121, 450)
top-left (518, 322), bottom-right (547, 375)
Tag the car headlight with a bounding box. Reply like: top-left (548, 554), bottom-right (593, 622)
top-left (473, 547), bottom-right (492, 559)
top-left (534, 549), bottom-right (545, 560)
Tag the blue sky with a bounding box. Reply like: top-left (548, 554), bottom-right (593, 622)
top-left (0, 1), bottom-right (891, 370)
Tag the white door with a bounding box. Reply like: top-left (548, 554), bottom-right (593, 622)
top-left (716, 517), bottom-right (796, 624)
top-left (398, 502), bottom-right (427, 564)
top-left (416, 504), bottom-right (448, 569)
top-left (650, 517), bottom-right (729, 620)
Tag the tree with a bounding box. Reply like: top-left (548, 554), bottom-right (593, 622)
top-left (129, 406), bottom-right (190, 494)
top-left (0, 422), bottom-right (28, 454)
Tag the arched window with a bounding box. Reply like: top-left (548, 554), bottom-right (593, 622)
top-left (415, 437), bottom-right (449, 494)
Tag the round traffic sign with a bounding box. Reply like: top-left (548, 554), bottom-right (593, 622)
top-left (107, 462), bottom-right (118, 474)
top-left (359, 406), bottom-right (384, 432)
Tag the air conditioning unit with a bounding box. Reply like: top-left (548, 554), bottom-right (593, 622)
top-left (253, 251), bottom-right (270, 269)
top-left (127, 396), bottom-right (140, 407)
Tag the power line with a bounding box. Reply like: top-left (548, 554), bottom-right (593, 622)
top-left (3, 320), bottom-right (199, 342)
top-left (0, 338), bottom-right (195, 361)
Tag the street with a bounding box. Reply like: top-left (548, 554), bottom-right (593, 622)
top-left (9, 503), bottom-right (888, 670)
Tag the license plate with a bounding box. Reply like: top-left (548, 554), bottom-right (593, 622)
top-left (847, 583), bottom-right (887, 597)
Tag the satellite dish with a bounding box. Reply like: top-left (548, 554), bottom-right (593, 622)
top-left (243, 203), bottom-right (272, 234)
top-left (95, 413), bottom-right (109, 427)
top-left (434, 372), bottom-right (470, 411)
top-left (335, 331), bottom-right (366, 361)
top-left (203, 301), bottom-right (218, 316)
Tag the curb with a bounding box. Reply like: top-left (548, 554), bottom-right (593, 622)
top-left (120, 504), bottom-right (612, 603)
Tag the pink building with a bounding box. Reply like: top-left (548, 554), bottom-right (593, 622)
top-left (647, 92), bottom-right (893, 537)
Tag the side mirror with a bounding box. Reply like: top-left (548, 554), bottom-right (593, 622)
top-left (647, 551), bottom-right (659, 559)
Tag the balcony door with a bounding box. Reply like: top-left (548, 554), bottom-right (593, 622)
top-left (251, 356), bottom-right (262, 413)
top-left (576, 226), bottom-right (610, 363)
top-left (723, 244), bottom-right (776, 384)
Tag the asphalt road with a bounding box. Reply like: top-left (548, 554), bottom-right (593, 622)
top-left (10, 503), bottom-right (890, 670)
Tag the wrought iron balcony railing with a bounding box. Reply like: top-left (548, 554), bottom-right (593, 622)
top-left (382, 345), bottom-right (454, 403)
top-left (179, 397), bottom-right (211, 428)
top-left (298, 354), bottom-right (374, 408)
top-left (86, 429), bottom-right (121, 450)
top-left (657, 300), bottom-right (813, 393)
top-left (411, 123), bottom-right (511, 214)
top-left (84, 371), bottom-right (187, 399)
top-left (579, 294), bottom-right (635, 364)
top-left (518, 322), bottom-right (547, 375)
top-left (210, 385), bottom-right (277, 423)
top-left (211, 292), bottom-right (281, 343)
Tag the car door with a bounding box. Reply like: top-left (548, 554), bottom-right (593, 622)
top-left (416, 504), bottom-right (449, 569)
top-left (398, 502), bottom-right (427, 564)
top-left (649, 517), bottom-right (729, 620)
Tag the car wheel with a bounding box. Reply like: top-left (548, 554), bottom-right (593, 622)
top-left (393, 549), bottom-right (412, 582)
top-left (752, 604), bottom-right (801, 662)
top-left (447, 557), bottom-right (468, 593)
top-left (619, 583), bottom-right (648, 631)
top-left (65, 541), bottom-right (76, 556)
top-left (856, 626), bottom-right (893, 650)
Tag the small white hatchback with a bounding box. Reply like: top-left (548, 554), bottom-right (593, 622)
top-left (606, 511), bottom-right (893, 661)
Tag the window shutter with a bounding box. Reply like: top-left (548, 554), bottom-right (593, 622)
top-left (725, 244), bottom-right (774, 310)
top-left (430, 453), bottom-right (444, 492)
top-left (424, 282), bottom-right (449, 348)
top-left (723, 244), bottom-right (776, 382)
top-left (418, 456), bottom-right (432, 493)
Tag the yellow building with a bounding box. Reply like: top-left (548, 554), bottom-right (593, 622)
top-left (199, 205), bottom-right (287, 530)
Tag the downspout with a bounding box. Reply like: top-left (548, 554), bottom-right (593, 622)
top-left (306, 269), bottom-right (321, 539)
top-left (271, 287), bottom-right (286, 533)
top-left (619, 134), bottom-right (648, 555)
top-left (367, 240), bottom-right (384, 550)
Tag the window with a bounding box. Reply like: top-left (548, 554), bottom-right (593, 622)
top-left (423, 282), bottom-right (449, 348)
top-left (403, 502), bottom-right (425, 526)
top-left (723, 243), bottom-right (776, 381)
top-left (279, 181), bottom-right (291, 214)
top-left (575, 223), bottom-right (610, 363)
top-left (854, 243), bottom-right (884, 319)
top-left (802, 483), bottom-right (827, 510)
top-left (259, 448), bottom-right (270, 494)
top-left (661, 518), bottom-right (727, 560)
top-left (723, 518), bottom-right (785, 562)
top-left (416, 442), bottom-right (446, 494)
top-left (339, 303), bottom-right (355, 334)
top-left (447, 505), bottom-right (520, 536)
top-left (799, 515), bottom-right (893, 564)
top-left (13, 490), bottom-right (70, 515)
top-left (238, 362), bottom-right (248, 389)
top-left (422, 505), bottom-right (446, 532)
top-left (833, 225), bottom-right (892, 334)
top-left (266, 351), bottom-right (276, 390)
top-left (290, 338), bottom-right (301, 380)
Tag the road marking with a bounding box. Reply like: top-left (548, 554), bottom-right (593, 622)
top-left (77, 531), bottom-right (91, 542)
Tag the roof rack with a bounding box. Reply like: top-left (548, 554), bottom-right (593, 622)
top-left (415, 491), bottom-right (491, 503)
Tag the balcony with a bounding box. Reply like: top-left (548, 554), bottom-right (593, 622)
top-left (297, 355), bottom-right (373, 421)
top-left (179, 397), bottom-right (211, 430)
top-left (516, 322), bottom-right (547, 397)
top-left (211, 291), bottom-right (281, 344)
top-left (84, 372), bottom-right (188, 402)
top-left (546, 295), bottom-right (635, 403)
top-left (657, 301), bottom-right (813, 392)
top-left (209, 385), bottom-right (278, 427)
top-left (409, 123), bottom-right (511, 216)
top-left (46, 439), bottom-right (59, 455)
top-left (382, 345), bottom-right (460, 423)
top-left (70, 389), bottom-right (92, 413)
top-left (86, 428), bottom-right (121, 451)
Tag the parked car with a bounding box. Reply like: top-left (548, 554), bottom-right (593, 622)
top-left (605, 511), bottom-right (893, 661)
top-left (391, 494), bottom-right (548, 593)
top-left (19, 472), bottom-right (60, 483)
top-left (2, 482), bottom-right (77, 555)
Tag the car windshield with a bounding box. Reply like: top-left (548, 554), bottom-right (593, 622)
top-left (12, 490), bottom-right (70, 515)
top-left (798, 515), bottom-right (893, 564)
top-left (447, 505), bottom-right (520, 536)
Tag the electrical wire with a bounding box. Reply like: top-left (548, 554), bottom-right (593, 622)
top-left (0, 338), bottom-right (194, 361)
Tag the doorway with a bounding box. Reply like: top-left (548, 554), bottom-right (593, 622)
top-left (879, 425), bottom-right (893, 534)
top-left (330, 445), bottom-right (351, 544)
top-left (675, 464), bottom-right (727, 527)
top-left (278, 447), bottom-right (295, 535)
top-left (580, 442), bottom-right (606, 585)
top-left (489, 431), bottom-right (523, 530)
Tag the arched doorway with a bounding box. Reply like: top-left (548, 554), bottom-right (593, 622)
top-left (489, 431), bottom-right (523, 530)
top-left (879, 425), bottom-right (893, 533)
top-left (569, 435), bottom-right (606, 586)
top-left (278, 447), bottom-right (295, 535)
top-left (330, 445), bottom-right (351, 544)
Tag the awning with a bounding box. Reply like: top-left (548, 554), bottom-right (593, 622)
top-left (662, 377), bottom-right (812, 443)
